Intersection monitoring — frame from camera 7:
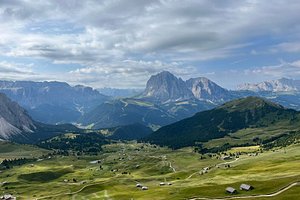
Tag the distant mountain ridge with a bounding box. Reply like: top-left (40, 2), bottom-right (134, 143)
top-left (97, 88), bottom-right (143, 98)
top-left (140, 71), bottom-right (232, 103)
top-left (4, 72), bottom-right (300, 135)
top-left (80, 98), bottom-right (177, 129)
top-left (0, 80), bottom-right (109, 124)
top-left (0, 93), bottom-right (79, 143)
top-left (237, 78), bottom-right (300, 92)
top-left (81, 71), bottom-right (224, 129)
top-left (85, 72), bottom-right (300, 130)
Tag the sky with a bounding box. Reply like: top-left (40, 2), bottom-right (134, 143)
top-left (0, 0), bottom-right (300, 89)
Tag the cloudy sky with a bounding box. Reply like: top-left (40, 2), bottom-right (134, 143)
top-left (0, 0), bottom-right (300, 89)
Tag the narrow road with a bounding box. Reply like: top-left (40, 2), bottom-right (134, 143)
top-left (189, 181), bottom-right (300, 200)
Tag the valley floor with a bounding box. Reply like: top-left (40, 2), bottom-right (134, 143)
top-left (0, 142), bottom-right (299, 200)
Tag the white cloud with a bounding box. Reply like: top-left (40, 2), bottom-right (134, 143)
top-left (0, 61), bottom-right (34, 74)
top-left (271, 42), bottom-right (300, 53)
top-left (245, 60), bottom-right (300, 79)
top-left (0, 0), bottom-right (300, 87)
top-left (69, 59), bottom-right (200, 88)
top-left (1, 1), bottom-right (300, 60)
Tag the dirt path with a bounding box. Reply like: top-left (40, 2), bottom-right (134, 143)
top-left (186, 171), bottom-right (198, 179)
top-left (104, 190), bottom-right (111, 200)
top-left (189, 182), bottom-right (300, 200)
top-left (169, 161), bottom-right (176, 172)
top-left (35, 181), bottom-right (109, 200)
top-left (186, 157), bottom-right (241, 180)
top-left (216, 157), bottom-right (240, 168)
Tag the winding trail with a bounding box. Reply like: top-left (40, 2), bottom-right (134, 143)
top-left (188, 182), bottom-right (300, 200)
top-left (35, 181), bottom-right (109, 200)
top-left (169, 161), bottom-right (176, 172)
top-left (186, 171), bottom-right (198, 180)
top-left (216, 158), bottom-right (240, 168)
top-left (186, 157), bottom-right (241, 180)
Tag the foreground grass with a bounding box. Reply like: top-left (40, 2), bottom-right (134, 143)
top-left (0, 142), bottom-right (299, 199)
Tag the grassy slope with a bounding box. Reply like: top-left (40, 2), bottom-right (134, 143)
top-left (81, 98), bottom-right (177, 129)
top-left (203, 119), bottom-right (300, 148)
top-left (0, 142), bottom-right (299, 199)
top-left (146, 97), bottom-right (300, 149)
top-left (0, 141), bottom-right (50, 161)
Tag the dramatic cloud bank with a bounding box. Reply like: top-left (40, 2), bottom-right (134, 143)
top-left (0, 0), bottom-right (300, 88)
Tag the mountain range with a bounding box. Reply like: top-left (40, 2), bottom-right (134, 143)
top-left (0, 93), bottom-right (80, 143)
top-left (145, 96), bottom-right (299, 149)
top-left (237, 78), bottom-right (300, 92)
top-left (0, 81), bottom-right (109, 124)
top-left (97, 88), bottom-right (143, 98)
top-left (2, 73), bottom-right (300, 150)
top-left (81, 72), bottom-right (300, 130)
top-left (80, 98), bottom-right (177, 129)
top-left (236, 78), bottom-right (300, 110)
top-left (80, 71), bottom-right (232, 129)
top-left (1, 72), bottom-right (300, 132)
top-left (140, 71), bottom-right (232, 103)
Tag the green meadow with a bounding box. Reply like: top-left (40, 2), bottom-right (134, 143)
top-left (0, 141), bottom-right (50, 162)
top-left (0, 142), bottom-right (299, 199)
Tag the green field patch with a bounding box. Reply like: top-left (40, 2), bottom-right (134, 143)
top-left (0, 141), bottom-right (50, 161)
top-left (1, 142), bottom-right (299, 199)
top-left (18, 168), bottom-right (73, 183)
top-left (174, 176), bottom-right (300, 199)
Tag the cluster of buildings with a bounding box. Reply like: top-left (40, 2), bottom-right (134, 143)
top-left (226, 183), bottom-right (254, 194)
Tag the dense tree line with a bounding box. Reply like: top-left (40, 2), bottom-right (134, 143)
top-left (0, 158), bottom-right (36, 169)
top-left (38, 132), bottom-right (109, 155)
top-left (194, 131), bottom-right (300, 153)
top-left (263, 131), bottom-right (300, 149)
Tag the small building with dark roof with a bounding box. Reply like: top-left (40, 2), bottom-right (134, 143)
top-left (141, 186), bottom-right (148, 190)
top-left (221, 156), bottom-right (232, 160)
top-left (136, 183), bottom-right (142, 188)
top-left (226, 187), bottom-right (237, 194)
top-left (240, 183), bottom-right (253, 191)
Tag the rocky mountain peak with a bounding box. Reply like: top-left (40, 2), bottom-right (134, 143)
top-left (186, 77), bottom-right (230, 102)
top-left (237, 78), bottom-right (300, 92)
top-left (140, 71), bottom-right (232, 103)
top-left (141, 71), bottom-right (193, 102)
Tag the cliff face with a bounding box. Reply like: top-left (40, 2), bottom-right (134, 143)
top-left (237, 78), bottom-right (300, 92)
top-left (186, 77), bottom-right (231, 102)
top-left (0, 93), bottom-right (35, 140)
top-left (141, 71), bottom-right (231, 103)
top-left (0, 80), bottom-right (109, 124)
